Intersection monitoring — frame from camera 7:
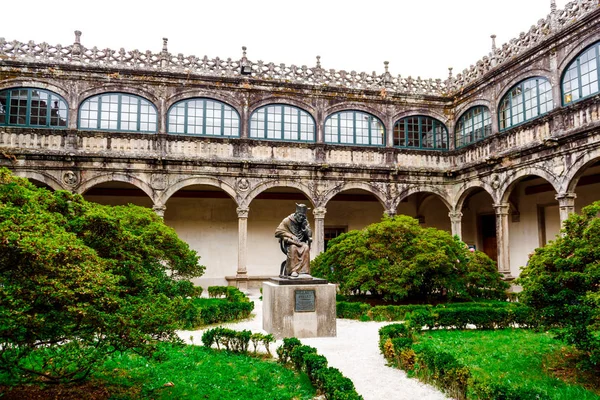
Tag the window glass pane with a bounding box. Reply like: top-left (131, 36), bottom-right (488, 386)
top-left (0, 88), bottom-right (67, 128)
top-left (167, 98), bottom-right (239, 136)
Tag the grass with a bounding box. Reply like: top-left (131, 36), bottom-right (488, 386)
top-left (416, 329), bottom-right (600, 400)
top-left (0, 343), bottom-right (316, 400)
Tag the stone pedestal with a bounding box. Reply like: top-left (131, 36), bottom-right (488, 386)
top-left (262, 279), bottom-right (336, 339)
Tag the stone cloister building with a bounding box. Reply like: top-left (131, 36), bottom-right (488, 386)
top-left (1, 0), bottom-right (600, 288)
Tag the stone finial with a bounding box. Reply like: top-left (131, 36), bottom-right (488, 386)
top-left (72, 30), bottom-right (82, 60)
top-left (550, 0), bottom-right (557, 13)
top-left (448, 67), bottom-right (453, 79)
top-left (242, 46), bottom-right (247, 60)
top-left (384, 61), bottom-right (389, 73)
top-left (316, 55), bottom-right (321, 68)
top-left (162, 38), bottom-right (168, 53)
top-left (490, 34), bottom-right (497, 51)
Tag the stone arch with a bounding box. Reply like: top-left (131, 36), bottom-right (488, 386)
top-left (497, 69), bottom-right (553, 102)
top-left (395, 185), bottom-right (452, 211)
top-left (75, 173), bottom-right (155, 202)
top-left (77, 85), bottom-right (160, 108)
top-left (0, 79), bottom-right (70, 101)
top-left (563, 148), bottom-right (600, 193)
top-left (392, 109), bottom-right (450, 125)
top-left (13, 170), bottom-right (65, 191)
top-left (243, 180), bottom-right (315, 209)
top-left (453, 181), bottom-right (496, 211)
top-left (558, 32), bottom-right (600, 71)
top-left (165, 90), bottom-right (243, 114)
top-left (248, 97), bottom-right (317, 118)
top-left (321, 182), bottom-right (387, 210)
top-left (499, 167), bottom-right (560, 204)
top-left (158, 176), bottom-right (239, 206)
top-left (323, 102), bottom-right (387, 124)
top-left (454, 100), bottom-right (494, 122)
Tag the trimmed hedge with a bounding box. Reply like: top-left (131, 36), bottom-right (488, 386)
top-left (337, 300), bottom-right (537, 328)
top-left (179, 286), bottom-right (254, 329)
top-left (277, 337), bottom-right (363, 400)
top-left (379, 324), bottom-right (551, 400)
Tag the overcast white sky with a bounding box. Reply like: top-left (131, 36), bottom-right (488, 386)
top-left (2, 0), bottom-right (568, 80)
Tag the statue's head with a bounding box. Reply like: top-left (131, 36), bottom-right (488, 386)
top-left (294, 203), bottom-right (310, 222)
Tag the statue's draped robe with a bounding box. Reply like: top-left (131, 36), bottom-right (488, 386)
top-left (275, 214), bottom-right (312, 275)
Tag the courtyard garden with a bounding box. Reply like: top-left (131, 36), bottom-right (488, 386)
top-left (1, 168), bottom-right (598, 399)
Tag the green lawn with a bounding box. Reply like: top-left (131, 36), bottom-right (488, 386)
top-left (0, 343), bottom-right (316, 400)
top-left (94, 343), bottom-right (316, 400)
top-left (417, 329), bottom-right (599, 400)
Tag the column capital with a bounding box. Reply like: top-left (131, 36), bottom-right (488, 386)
top-left (493, 203), bottom-right (510, 215)
top-left (448, 211), bottom-right (463, 221)
top-left (555, 192), bottom-right (577, 203)
top-left (236, 207), bottom-right (250, 218)
top-left (384, 209), bottom-right (396, 217)
top-left (312, 207), bottom-right (327, 219)
top-left (152, 204), bottom-right (166, 218)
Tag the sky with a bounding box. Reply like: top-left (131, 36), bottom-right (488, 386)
top-left (2, 0), bottom-right (569, 80)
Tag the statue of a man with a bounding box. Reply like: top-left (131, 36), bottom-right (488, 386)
top-left (275, 204), bottom-right (312, 278)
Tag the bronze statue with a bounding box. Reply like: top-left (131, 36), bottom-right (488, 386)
top-left (275, 204), bottom-right (312, 278)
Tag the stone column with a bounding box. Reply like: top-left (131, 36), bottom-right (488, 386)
top-left (494, 203), bottom-right (513, 278)
top-left (384, 209), bottom-right (396, 217)
top-left (312, 207), bottom-right (327, 255)
top-left (448, 210), bottom-right (463, 239)
top-left (556, 192), bottom-right (576, 229)
top-left (152, 204), bottom-right (166, 219)
top-left (236, 207), bottom-right (250, 288)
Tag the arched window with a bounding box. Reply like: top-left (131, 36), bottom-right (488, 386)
top-left (324, 110), bottom-right (385, 146)
top-left (498, 77), bottom-right (552, 131)
top-left (79, 93), bottom-right (157, 132)
top-left (562, 42), bottom-right (600, 105)
top-left (393, 115), bottom-right (448, 150)
top-left (167, 98), bottom-right (239, 136)
top-left (455, 106), bottom-right (492, 148)
top-left (249, 104), bottom-right (315, 142)
top-left (0, 88), bottom-right (67, 128)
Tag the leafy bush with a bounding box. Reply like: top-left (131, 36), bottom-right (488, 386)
top-left (311, 215), bottom-right (508, 302)
top-left (0, 169), bottom-right (204, 383)
top-left (519, 200), bottom-right (600, 368)
top-left (291, 345), bottom-right (317, 370)
top-left (368, 304), bottom-right (432, 321)
top-left (208, 286), bottom-right (228, 298)
top-left (178, 287), bottom-right (254, 329)
top-left (276, 337), bottom-right (302, 365)
top-left (337, 301), bottom-right (371, 319)
top-left (277, 337), bottom-right (363, 400)
top-left (201, 327), bottom-right (252, 353)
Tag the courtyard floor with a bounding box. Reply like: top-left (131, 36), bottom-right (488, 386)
top-left (178, 289), bottom-right (447, 400)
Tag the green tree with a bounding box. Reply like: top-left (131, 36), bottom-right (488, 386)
top-left (311, 215), bottom-right (508, 302)
top-left (519, 201), bottom-right (600, 368)
top-left (0, 168), bottom-right (204, 383)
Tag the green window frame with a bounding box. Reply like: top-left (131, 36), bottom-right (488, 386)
top-left (455, 106), bottom-right (492, 148)
top-left (0, 88), bottom-right (68, 128)
top-left (79, 93), bottom-right (157, 133)
top-left (562, 41), bottom-right (600, 105)
top-left (167, 98), bottom-right (240, 137)
top-left (249, 104), bottom-right (315, 142)
top-left (393, 115), bottom-right (448, 150)
top-left (498, 77), bottom-right (553, 131)
top-left (324, 110), bottom-right (385, 146)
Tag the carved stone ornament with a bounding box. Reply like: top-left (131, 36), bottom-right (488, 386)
top-left (62, 171), bottom-right (78, 186)
top-left (490, 174), bottom-right (501, 190)
top-left (237, 178), bottom-right (250, 192)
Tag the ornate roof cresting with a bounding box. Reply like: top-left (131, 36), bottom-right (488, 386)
top-left (0, 0), bottom-right (596, 97)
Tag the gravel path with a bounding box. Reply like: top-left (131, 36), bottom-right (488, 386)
top-left (179, 290), bottom-right (448, 400)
